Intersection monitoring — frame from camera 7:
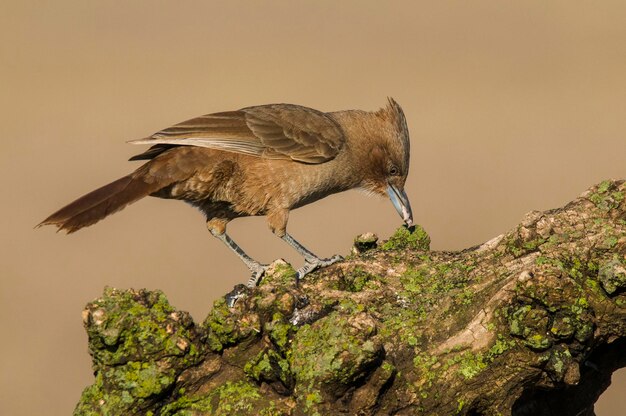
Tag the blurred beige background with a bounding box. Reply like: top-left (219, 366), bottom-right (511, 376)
top-left (1, 1), bottom-right (625, 414)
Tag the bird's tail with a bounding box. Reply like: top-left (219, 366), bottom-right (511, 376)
top-left (37, 173), bottom-right (161, 233)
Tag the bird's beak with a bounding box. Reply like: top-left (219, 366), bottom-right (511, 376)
top-left (387, 183), bottom-right (413, 227)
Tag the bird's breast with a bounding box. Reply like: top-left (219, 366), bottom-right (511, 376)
top-left (150, 148), bottom-right (355, 217)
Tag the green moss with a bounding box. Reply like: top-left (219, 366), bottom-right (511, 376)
top-left (161, 381), bottom-right (262, 416)
top-left (456, 288), bottom-right (474, 305)
top-left (203, 297), bottom-right (259, 352)
top-left (411, 335), bottom-right (514, 398)
top-left (603, 235), bottom-right (619, 249)
top-left (523, 237), bottom-right (547, 251)
top-left (86, 289), bottom-right (201, 368)
top-left (73, 376), bottom-right (109, 415)
top-left (598, 180), bottom-right (611, 193)
top-left (458, 352), bottom-right (487, 380)
top-left (290, 312), bottom-right (381, 391)
top-left (589, 181), bottom-right (624, 211)
top-left (553, 355), bottom-right (564, 374)
top-left (381, 225), bottom-right (430, 252)
top-left (456, 399), bottom-right (466, 414)
top-left (254, 290), bottom-right (297, 319)
top-left (244, 349), bottom-right (292, 387)
top-left (585, 278), bottom-right (604, 296)
top-left (204, 298), bottom-right (238, 351)
top-left (487, 336), bottom-right (515, 358)
top-left (505, 232), bottom-right (546, 258)
top-left (413, 353), bottom-right (437, 369)
top-left (567, 257), bottom-right (586, 280)
top-left (547, 347), bottom-right (573, 380)
top-left (557, 258), bottom-right (603, 304)
top-left (304, 390), bottom-right (323, 413)
top-left (379, 305), bottom-right (426, 346)
top-left (399, 267), bottom-right (428, 294)
top-left (245, 351), bottom-right (275, 380)
top-left (398, 262), bottom-right (471, 308)
top-left (261, 262), bottom-right (298, 286)
top-left (74, 361), bottom-right (175, 415)
top-left (515, 272), bottom-right (594, 345)
top-left (535, 255), bottom-right (564, 270)
top-left (113, 361), bottom-right (176, 399)
top-left (259, 401), bottom-right (290, 416)
top-left (550, 315), bottom-right (575, 339)
top-left (267, 316), bottom-right (294, 352)
top-left (574, 322), bottom-right (594, 343)
top-left (507, 304), bottom-right (554, 350)
top-left (524, 334), bottom-right (552, 351)
top-left (573, 296), bottom-right (589, 311)
top-left (598, 256), bottom-right (626, 295)
top-left (203, 381), bottom-right (261, 414)
top-left (381, 361), bottom-right (396, 376)
top-left (384, 261), bottom-right (474, 342)
top-left (341, 266), bottom-right (380, 292)
top-left (413, 353), bottom-right (439, 389)
top-left (214, 382), bottom-right (261, 415)
top-left (76, 289), bottom-right (204, 415)
top-left (508, 305), bottom-right (532, 337)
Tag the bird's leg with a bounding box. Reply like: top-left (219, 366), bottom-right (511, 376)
top-left (208, 220), bottom-right (268, 287)
top-left (281, 233), bottom-right (343, 283)
top-left (267, 209), bottom-right (342, 284)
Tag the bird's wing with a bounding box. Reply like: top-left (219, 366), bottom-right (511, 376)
top-left (129, 104), bottom-right (345, 164)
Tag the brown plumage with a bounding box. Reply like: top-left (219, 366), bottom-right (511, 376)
top-left (39, 99), bottom-right (413, 286)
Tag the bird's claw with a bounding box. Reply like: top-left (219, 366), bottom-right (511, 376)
top-left (295, 254), bottom-right (344, 285)
top-left (246, 264), bottom-right (270, 288)
top-left (225, 284), bottom-right (250, 307)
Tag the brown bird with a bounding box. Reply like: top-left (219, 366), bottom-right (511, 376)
top-left (39, 99), bottom-right (413, 286)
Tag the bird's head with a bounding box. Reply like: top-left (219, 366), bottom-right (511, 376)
top-left (356, 98), bottom-right (413, 227)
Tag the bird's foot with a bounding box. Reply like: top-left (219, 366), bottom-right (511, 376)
top-left (225, 284), bottom-right (250, 307)
top-left (246, 263), bottom-right (270, 288)
top-left (296, 254), bottom-right (343, 285)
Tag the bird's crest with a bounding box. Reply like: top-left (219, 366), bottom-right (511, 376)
top-left (377, 97), bottom-right (410, 168)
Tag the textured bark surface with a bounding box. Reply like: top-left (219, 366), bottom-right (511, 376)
top-left (74, 180), bottom-right (626, 416)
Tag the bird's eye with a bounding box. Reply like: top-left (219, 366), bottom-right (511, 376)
top-left (389, 165), bottom-right (400, 176)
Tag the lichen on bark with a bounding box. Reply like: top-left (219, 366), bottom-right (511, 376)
top-left (74, 180), bottom-right (626, 415)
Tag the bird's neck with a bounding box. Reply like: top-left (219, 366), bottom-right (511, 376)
top-left (330, 110), bottom-right (382, 188)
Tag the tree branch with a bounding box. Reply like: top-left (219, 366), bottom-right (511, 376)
top-left (74, 180), bottom-right (626, 416)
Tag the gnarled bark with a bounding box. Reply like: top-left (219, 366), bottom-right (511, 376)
top-left (75, 180), bottom-right (626, 415)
